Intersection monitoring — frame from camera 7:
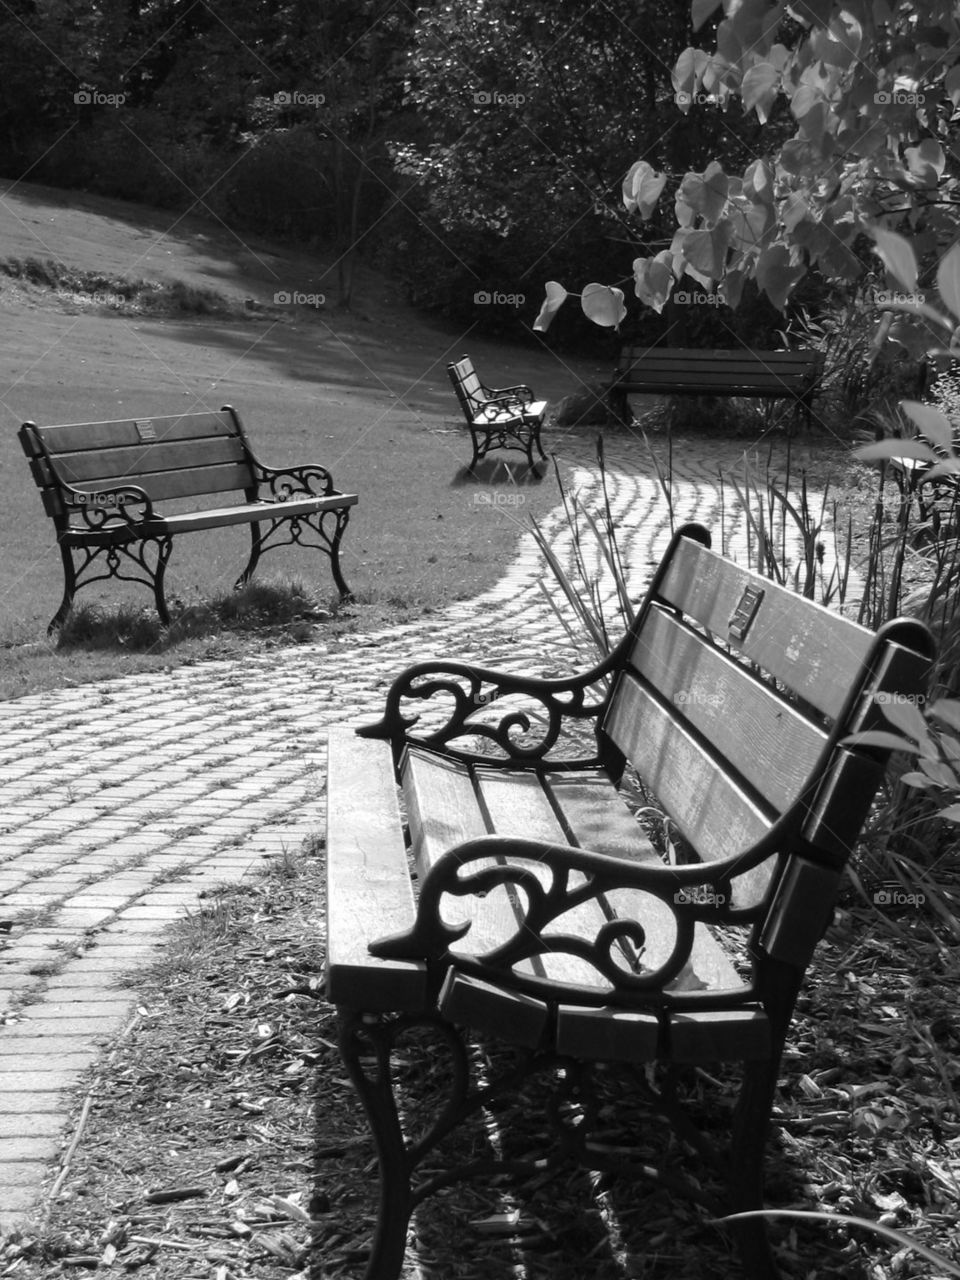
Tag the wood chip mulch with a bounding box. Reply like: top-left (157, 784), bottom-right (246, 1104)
top-left (1, 842), bottom-right (957, 1280)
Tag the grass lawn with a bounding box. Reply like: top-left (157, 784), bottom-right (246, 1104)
top-left (0, 180), bottom-right (610, 698)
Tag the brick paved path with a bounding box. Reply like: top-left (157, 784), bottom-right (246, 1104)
top-left (0, 433), bottom-right (848, 1230)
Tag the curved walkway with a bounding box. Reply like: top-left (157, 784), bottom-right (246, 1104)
top-left (0, 432), bottom-right (846, 1230)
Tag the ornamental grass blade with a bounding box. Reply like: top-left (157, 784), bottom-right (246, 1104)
top-left (717, 1209), bottom-right (960, 1277)
top-left (530, 514), bottom-right (610, 657)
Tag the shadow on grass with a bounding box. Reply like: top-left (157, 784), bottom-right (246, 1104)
top-left (55, 579), bottom-right (333, 654)
top-left (451, 457), bottom-right (549, 487)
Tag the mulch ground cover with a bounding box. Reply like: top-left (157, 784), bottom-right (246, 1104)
top-left (1, 842), bottom-right (957, 1280)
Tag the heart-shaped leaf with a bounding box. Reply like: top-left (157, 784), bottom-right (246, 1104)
top-left (741, 61), bottom-right (780, 123)
top-left (756, 242), bottom-right (803, 309)
top-left (692, 0), bottom-right (721, 31)
top-left (633, 252), bottom-right (674, 313)
top-left (936, 241), bottom-right (960, 322)
top-left (872, 228), bottom-right (918, 292)
top-left (623, 161), bottom-right (667, 219)
top-left (581, 283), bottom-right (626, 328)
top-left (532, 281), bottom-right (568, 332)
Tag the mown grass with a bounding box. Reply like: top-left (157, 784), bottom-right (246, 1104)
top-left (0, 198), bottom-right (586, 697)
top-left (1, 256), bottom-right (253, 319)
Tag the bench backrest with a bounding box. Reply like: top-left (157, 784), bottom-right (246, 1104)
top-left (615, 346), bottom-right (822, 396)
top-left (19, 408), bottom-right (255, 519)
top-left (447, 357), bottom-right (486, 417)
top-left (599, 525), bottom-right (933, 934)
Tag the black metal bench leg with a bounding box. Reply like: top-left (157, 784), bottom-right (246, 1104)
top-left (339, 1012), bottom-right (414, 1280)
top-left (522, 420), bottom-right (538, 469)
top-left (151, 536), bottom-right (174, 626)
top-left (49, 541), bottom-right (78, 632)
top-left (328, 508), bottom-right (353, 598)
top-left (236, 520), bottom-right (264, 588)
top-left (727, 1059), bottom-right (782, 1280)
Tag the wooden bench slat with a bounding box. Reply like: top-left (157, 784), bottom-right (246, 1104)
top-left (629, 605), bottom-right (827, 812)
top-left (154, 493), bottom-right (358, 533)
top-left (404, 751), bottom-right (616, 990)
top-left (34, 412), bottom-right (237, 453)
top-left (618, 373), bottom-right (814, 394)
top-left (618, 347), bottom-right (819, 370)
top-left (603, 674), bottom-right (776, 907)
top-left (401, 749), bottom-right (519, 966)
top-left (555, 1005), bottom-right (661, 1061)
top-left (668, 1009), bottom-right (771, 1062)
top-left (68, 461), bottom-right (255, 503)
top-left (542, 772), bottom-right (659, 862)
top-left (655, 538), bottom-right (872, 716)
top-left (402, 748), bottom-right (489, 877)
top-left (440, 971), bottom-right (549, 1048)
top-left (476, 767), bottom-right (620, 989)
top-left (51, 436), bottom-right (248, 482)
top-left (325, 731), bottom-right (428, 1012)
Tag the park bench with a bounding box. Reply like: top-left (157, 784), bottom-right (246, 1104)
top-left (609, 344), bottom-right (824, 429)
top-left (19, 405), bottom-right (357, 631)
top-left (447, 354), bottom-right (547, 469)
top-left (324, 522), bottom-right (934, 1279)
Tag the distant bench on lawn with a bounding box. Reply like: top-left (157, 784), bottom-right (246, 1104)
top-left (20, 405), bottom-right (358, 631)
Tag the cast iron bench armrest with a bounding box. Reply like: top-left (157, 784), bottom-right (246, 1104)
top-left (368, 834), bottom-right (780, 1007)
top-left (482, 382), bottom-right (535, 405)
top-left (250, 459), bottom-right (340, 500)
top-left (63, 481), bottom-right (157, 530)
top-left (357, 654), bottom-right (620, 766)
top-left (476, 392), bottom-right (539, 417)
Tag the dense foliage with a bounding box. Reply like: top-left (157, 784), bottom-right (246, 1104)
top-left (536, 1), bottom-right (960, 352)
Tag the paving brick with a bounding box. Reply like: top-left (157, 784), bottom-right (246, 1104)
top-left (0, 1114), bottom-right (66, 1139)
top-left (0, 1069), bottom-right (86, 1093)
top-left (0, 1092), bottom-right (67, 1114)
top-left (0, 1181), bottom-right (45, 1222)
top-left (31, 985), bottom-right (136, 1003)
top-left (0, 1051), bottom-right (97, 1073)
top-left (3, 1013), bottom-right (128, 1038)
top-left (20, 999), bottom-right (134, 1020)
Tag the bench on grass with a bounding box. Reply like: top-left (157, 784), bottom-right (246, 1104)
top-left (324, 523), bottom-right (934, 1280)
top-left (609, 345), bottom-right (824, 429)
top-left (447, 354), bottom-right (547, 470)
top-left (19, 406), bottom-right (358, 631)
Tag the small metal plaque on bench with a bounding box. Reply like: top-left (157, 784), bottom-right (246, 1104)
top-left (135, 419), bottom-right (156, 442)
top-left (729, 585), bottom-right (764, 641)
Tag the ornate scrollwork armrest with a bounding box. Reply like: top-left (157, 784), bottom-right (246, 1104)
top-left (484, 382), bottom-right (534, 407)
top-left (252, 461), bottom-right (337, 501)
top-left (481, 392), bottom-right (537, 417)
top-left (66, 483), bottom-right (155, 531)
top-left (369, 836), bottom-right (757, 1008)
top-left (357, 655), bottom-right (619, 766)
